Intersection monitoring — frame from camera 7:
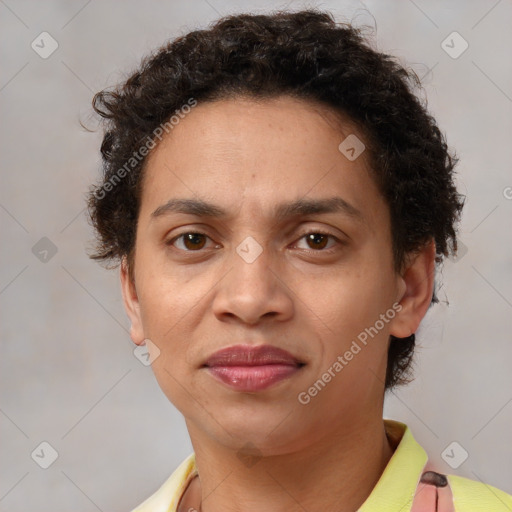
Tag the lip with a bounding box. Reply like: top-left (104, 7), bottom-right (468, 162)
top-left (203, 344), bottom-right (304, 392)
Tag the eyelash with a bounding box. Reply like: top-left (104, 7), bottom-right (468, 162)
top-left (166, 229), bottom-right (341, 255)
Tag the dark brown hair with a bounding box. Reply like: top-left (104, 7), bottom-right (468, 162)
top-left (86, 9), bottom-right (464, 389)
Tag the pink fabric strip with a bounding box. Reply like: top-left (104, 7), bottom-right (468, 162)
top-left (410, 463), bottom-right (454, 512)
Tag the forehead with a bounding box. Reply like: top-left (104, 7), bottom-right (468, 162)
top-left (139, 95), bottom-right (385, 226)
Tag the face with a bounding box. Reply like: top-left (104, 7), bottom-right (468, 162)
top-left (121, 95), bottom-right (433, 455)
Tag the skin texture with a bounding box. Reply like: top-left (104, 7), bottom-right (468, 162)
top-left (120, 96), bottom-right (435, 512)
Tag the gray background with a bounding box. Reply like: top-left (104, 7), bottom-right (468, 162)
top-left (1, 0), bottom-right (511, 510)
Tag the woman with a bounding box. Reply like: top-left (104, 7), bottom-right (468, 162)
top-left (86, 10), bottom-right (511, 512)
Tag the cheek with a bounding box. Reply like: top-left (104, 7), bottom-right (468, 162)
top-left (137, 264), bottom-right (199, 330)
top-left (309, 265), bottom-right (395, 376)
top-left (150, 360), bottom-right (201, 419)
top-left (136, 267), bottom-right (213, 369)
top-left (136, 279), bottom-right (187, 365)
top-left (139, 282), bottom-right (199, 410)
top-left (313, 265), bottom-right (388, 326)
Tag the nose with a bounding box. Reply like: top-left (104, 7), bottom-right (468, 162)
top-left (211, 236), bottom-right (294, 326)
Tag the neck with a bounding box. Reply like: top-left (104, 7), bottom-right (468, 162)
top-left (181, 416), bottom-right (394, 512)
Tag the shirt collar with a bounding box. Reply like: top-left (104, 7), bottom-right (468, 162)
top-left (131, 419), bottom-right (427, 512)
top-left (358, 420), bottom-right (428, 512)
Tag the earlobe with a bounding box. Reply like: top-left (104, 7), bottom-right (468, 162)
top-left (120, 257), bottom-right (146, 346)
top-left (389, 240), bottom-right (436, 339)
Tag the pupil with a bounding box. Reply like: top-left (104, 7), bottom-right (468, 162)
top-left (182, 233), bottom-right (328, 251)
top-left (308, 233), bottom-right (327, 249)
top-left (185, 233), bottom-right (205, 249)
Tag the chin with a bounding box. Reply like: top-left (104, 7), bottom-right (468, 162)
top-left (215, 410), bottom-right (313, 453)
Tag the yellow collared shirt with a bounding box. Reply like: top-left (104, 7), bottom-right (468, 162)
top-left (131, 420), bottom-right (512, 512)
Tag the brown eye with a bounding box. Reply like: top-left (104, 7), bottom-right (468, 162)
top-left (294, 230), bottom-right (338, 252)
top-left (183, 233), bottom-right (207, 250)
top-left (305, 232), bottom-right (329, 250)
top-left (169, 232), bottom-right (210, 251)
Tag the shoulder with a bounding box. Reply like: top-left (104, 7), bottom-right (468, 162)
top-left (383, 421), bottom-right (511, 512)
top-left (447, 473), bottom-right (512, 511)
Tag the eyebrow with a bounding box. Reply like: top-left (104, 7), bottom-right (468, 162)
top-left (151, 196), bottom-right (364, 223)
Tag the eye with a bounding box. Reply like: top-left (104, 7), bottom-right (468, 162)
top-left (293, 230), bottom-right (340, 252)
top-left (166, 230), bottom-right (341, 253)
top-left (167, 231), bottom-right (217, 251)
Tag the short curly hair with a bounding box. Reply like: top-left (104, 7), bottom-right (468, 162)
top-left (86, 9), bottom-right (464, 390)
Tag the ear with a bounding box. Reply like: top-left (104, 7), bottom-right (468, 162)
top-left (120, 256), bottom-right (145, 346)
top-left (389, 240), bottom-right (436, 338)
